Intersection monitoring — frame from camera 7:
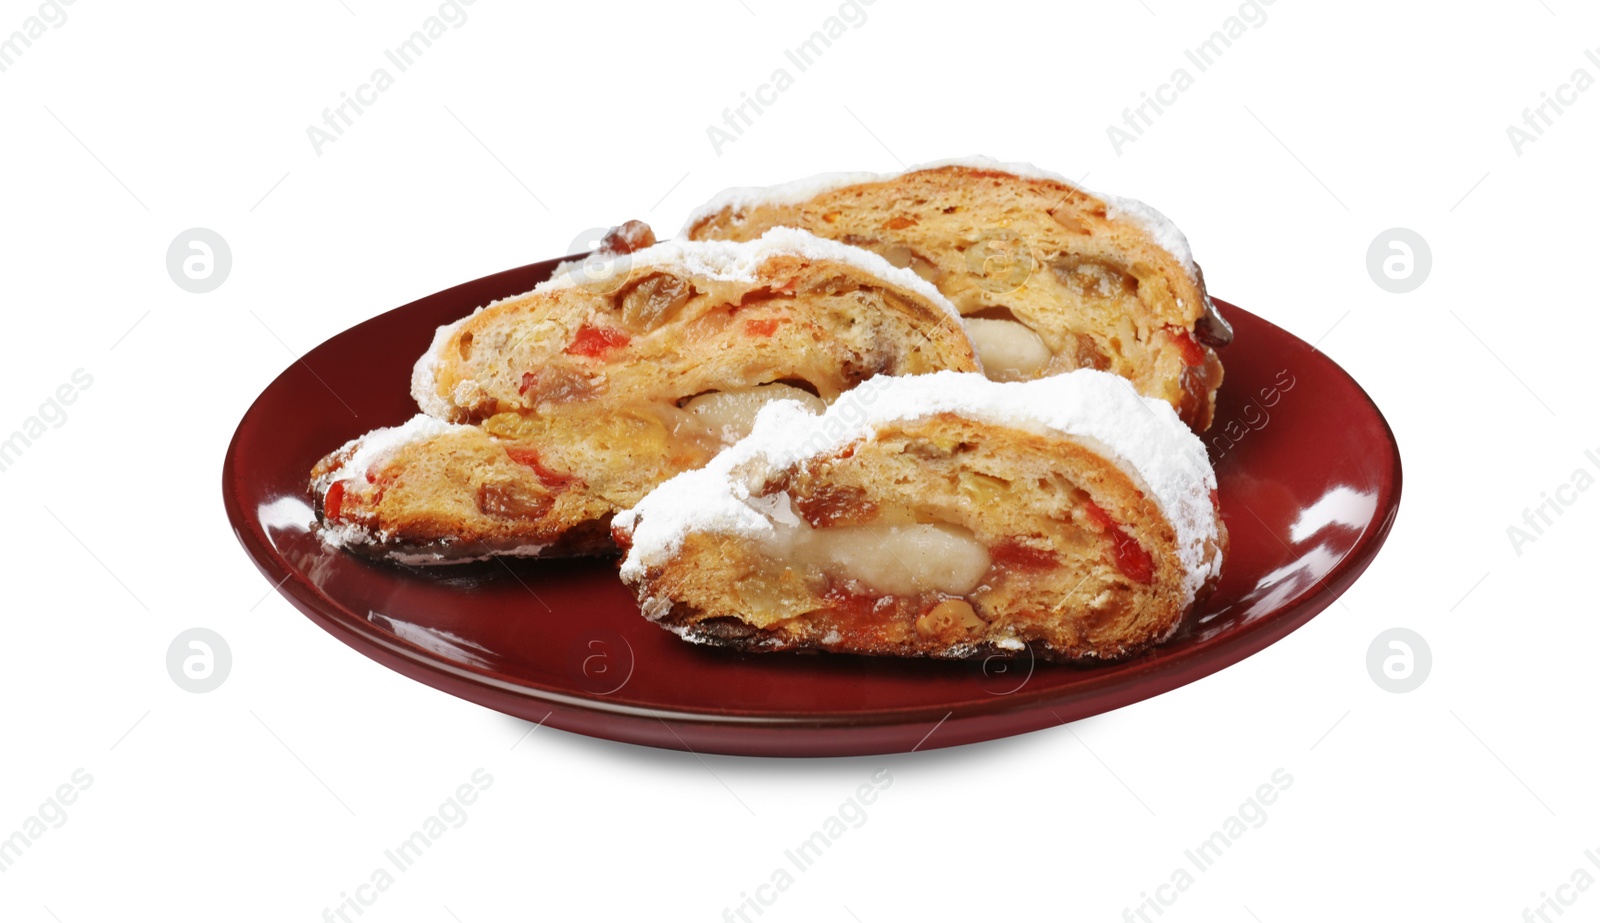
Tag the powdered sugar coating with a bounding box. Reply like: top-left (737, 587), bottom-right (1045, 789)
top-left (616, 369), bottom-right (1221, 607)
top-left (408, 228), bottom-right (966, 418)
top-left (411, 316), bottom-right (470, 419)
top-left (1098, 194), bottom-right (1196, 276)
top-left (681, 155), bottom-right (1199, 278)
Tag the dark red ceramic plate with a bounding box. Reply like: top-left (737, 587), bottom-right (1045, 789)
top-left (223, 255), bottom-right (1401, 757)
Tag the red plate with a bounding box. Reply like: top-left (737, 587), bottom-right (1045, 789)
top-left (223, 256), bottom-right (1401, 757)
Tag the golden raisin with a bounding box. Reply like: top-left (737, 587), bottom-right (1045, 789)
top-left (476, 480), bottom-right (553, 519)
top-left (616, 272), bottom-right (693, 332)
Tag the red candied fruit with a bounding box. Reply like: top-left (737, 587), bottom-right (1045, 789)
top-left (565, 324), bottom-right (631, 358)
top-left (818, 582), bottom-right (898, 646)
top-left (989, 539), bottom-right (1058, 570)
top-left (1168, 327), bottom-right (1206, 366)
top-left (1082, 500), bottom-right (1154, 585)
top-left (324, 481), bottom-right (347, 520)
top-left (504, 446), bottom-right (574, 488)
top-left (598, 220), bottom-right (655, 255)
top-left (744, 317), bottom-right (781, 337)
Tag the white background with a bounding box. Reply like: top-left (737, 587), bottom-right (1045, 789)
top-left (2, 0), bottom-right (1595, 920)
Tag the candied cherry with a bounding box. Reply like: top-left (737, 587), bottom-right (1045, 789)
top-left (1083, 500), bottom-right (1154, 585)
top-left (565, 324), bottom-right (631, 358)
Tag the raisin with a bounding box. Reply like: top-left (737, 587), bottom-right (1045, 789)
top-left (1072, 333), bottom-right (1111, 371)
top-left (476, 480), bottom-right (553, 519)
top-left (794, 484), bottom-right (878, 528)
top-left (615, 273), bottom-right (693, 332)
top-left (598, 219), bottom-right (655, 255)
top-left (518, 365), bottom-right (599, 403)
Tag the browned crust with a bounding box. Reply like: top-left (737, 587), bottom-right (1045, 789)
top-left (653, 580), bottom-right (1223, 662)
top-left (319, 513), bottom-right (618, 565)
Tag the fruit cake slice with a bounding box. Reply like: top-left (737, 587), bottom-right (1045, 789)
top-left (309, 228), bottom-right (981, 564)
top-left (612, 370), bottom-right (1226, 660)
top-left (682, 157), bottom-right (1230, 431)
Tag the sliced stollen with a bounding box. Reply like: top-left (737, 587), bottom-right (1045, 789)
top-left (613, 370), bottom-right (1227, 660)
top-left (682, 156), bottom-right (1230, 431)
top-left (310, 414), bottom-right (620, 563)
top-left (309, 228), bottom-right (982, 564)
top-left (411, 225), bottom-right (977, 423)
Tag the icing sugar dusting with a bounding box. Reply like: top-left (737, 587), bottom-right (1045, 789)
top-left (616, 369), bottom-right (1221, 607)
top-left (411, 314), bottom-right (472, 419)
top-left (682, 155), bottom-right (1198, 277)
top-left (1099, 194), bottom-right (1195, 275)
